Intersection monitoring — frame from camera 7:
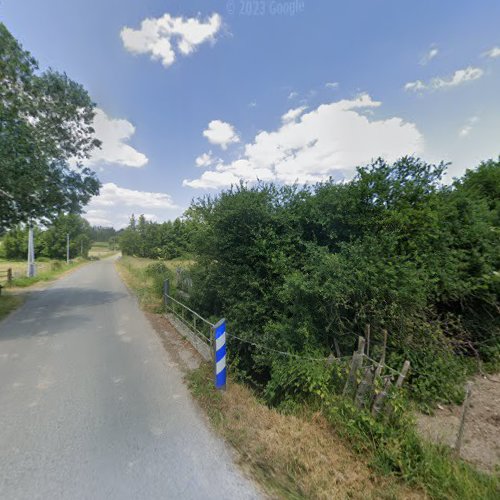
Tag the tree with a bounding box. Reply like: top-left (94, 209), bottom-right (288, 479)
top-left (41, 214), bottom-right (92, 259)
top-left (1, 225), bottom-right (44, 260)
top-left (0, 23), bottom-right (101, 230)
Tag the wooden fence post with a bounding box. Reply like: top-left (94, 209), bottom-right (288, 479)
top-left (371, 378), bottom-right (392, 417)
top-left (455, 382), bottom-right (473, 456)
top-left (365, 324), bottom-right (371, 357)
top-left (355, 366), bottom-right (375, 408)
top-left (381, 329), bottom-right (388, 364)
top-left (384, 360), bottom-right (411, 417)
top-left (395, 360), bottom-right (411, 388)
top-left (342, 336), bottom-right (365, 398)
top-left (7, 268), bottom-right (12, 284)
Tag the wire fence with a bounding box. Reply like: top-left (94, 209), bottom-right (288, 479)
top-left (164, 292), bottom-right (213, 347)
top-left (163, 282), bottom-right (407, 377)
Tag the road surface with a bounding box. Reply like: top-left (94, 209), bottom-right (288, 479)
top-left (0, 258), bottom-right (260, 499)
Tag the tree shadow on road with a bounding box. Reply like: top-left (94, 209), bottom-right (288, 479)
top-left (0, 287), bottom-right (128, 341)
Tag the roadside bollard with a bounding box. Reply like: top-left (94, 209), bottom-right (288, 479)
top-left (213, 318), bottom-right (227, 390)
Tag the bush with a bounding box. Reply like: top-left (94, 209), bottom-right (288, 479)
top-left (264, 356), bottom-right (345, 409)
top-left (144, 262), bottom-right (172, 299)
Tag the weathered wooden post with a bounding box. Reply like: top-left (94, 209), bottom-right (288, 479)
top-left (455, 382), bottom-right (473, 456)
top-left (7, 268), bottom-right (12, 284)
top-left (395, 360), bottom-right (411, 388)
top-left (355, 366), bottom-right (375, 408)
top-left (343, 336), bottom-right (365, 398)
top-left (365, 324), bottom-right (371, 357)
top-left (381, 329), bottom-right (388, 364)
top-left (371, 378), bottom-right (392, 416)
top-left (384, 360), bottom-right (411, 417)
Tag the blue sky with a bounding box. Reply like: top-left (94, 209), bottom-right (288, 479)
top-left (2, 0), bottom-right (500, 228)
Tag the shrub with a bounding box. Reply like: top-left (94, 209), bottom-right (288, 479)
top-left (144, 262), bottom-right (172, 299)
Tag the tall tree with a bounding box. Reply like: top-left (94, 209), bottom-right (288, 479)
top-left (0, 23), bottom-right (101, 230)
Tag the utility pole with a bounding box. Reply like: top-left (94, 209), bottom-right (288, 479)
top-left (27, 226), bottom-right (36, 277)
top-left (66, 233), bottom-right (70, 264)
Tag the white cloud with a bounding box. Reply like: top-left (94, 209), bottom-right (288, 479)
top-left (195, 151), bottom-right (216, 167)
top-left (85, 183), bottom-right (180, 228)
top-left (325, 82), bottom-right (339, 89)
top-left (203, 120), bottom-right (240, 149)
top-left (288, 91), bottom-right (299, 100)
top-left (84, 209), bottom-right (113, 227)
top-left (88, 109), bottom-right (148, 168)
top-left (120, 12), bottom-right (222, 68)
top-left (91, 183), bottom-right (178, 209)
top-left (484, 46), bottom-right (500, 58)
top-left (458, 116), bottom-right (479, 137)
top-left (405, 66), bottom-right (484, 92)
top-left (420, 47), bottom-right (438, 65)
top-left (282, 106), bottom-right (308, 123)
top-left (183, 93), bottom-right (423, 189)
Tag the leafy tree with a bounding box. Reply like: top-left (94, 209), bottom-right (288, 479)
top-left (0, 23), bottom-right (101, 230)
top-left (187, 157), bottom-right (499, 403)
top-left (1, 225), bottom-right (44, 259)
top-left (41, 214), bottom-right (92, 259)
top-left (89, 226), bottom-right (117, 243)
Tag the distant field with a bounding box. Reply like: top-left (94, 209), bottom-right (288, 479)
top-left (0, 258), bottom-right (86, 288)
top-left (0, 259), bottom-right (53, 279)
top-left (89, 242), bottom-right (119, 259)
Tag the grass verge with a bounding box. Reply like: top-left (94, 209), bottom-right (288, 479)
top-left (0, 293), bottom-right (24, 321)
top-left (7, 259), bottom-right (85, 288)
top-left (187, 364), bottom-right (423, 499)
top-left (324, 397), bottom-right (499, 499)
top-left (115, 256), bottom-right (168, 313)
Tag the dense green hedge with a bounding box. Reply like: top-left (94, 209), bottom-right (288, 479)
top-left (116, 156), bottom-right (499, 405)
top-left (185, 157), bottom-right (499, 405)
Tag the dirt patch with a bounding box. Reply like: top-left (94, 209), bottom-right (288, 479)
top-left (416, 374), bottom-right (500, 473)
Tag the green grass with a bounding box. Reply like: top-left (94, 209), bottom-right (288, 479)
top-left (7, 259), bottom-right (85, 288)
top-left (116, 256), bottom-right (170, 313)
top-left (0, 293), bottom-right (23, 321)
top-left (325, 397), bottom-right (499, 500)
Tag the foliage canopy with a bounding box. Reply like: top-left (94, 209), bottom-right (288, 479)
top-left (0, 23), bottom-right (100, 230)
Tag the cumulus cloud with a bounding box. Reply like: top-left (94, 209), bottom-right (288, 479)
top-left (484, 46), bottom-right (500, 58)
top-left (405, 66), bottom-right (484, 92)
top-left (91, 183), bottom-right (178, 209)
top-left (282, 106), bottom-right (308, 123)
top-left (195, 151), bottom-right (216, 167)
top-left (459, 116), bottom-right (479, 137)
top-left (120, 12), bottom-right (222, 67)
top-left (88, 109), bottom-right (148, 168)
top-left (420, 46), bottom-right (438, 65)
top-left (183, 93), bottom-right (423, 189)
top-left (85, 183), bottom-right (180, 228)
top-left (203, 120), bottom-right (240, 149)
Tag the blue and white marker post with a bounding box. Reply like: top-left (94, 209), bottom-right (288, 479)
top-left (213, 318), bottom-right (227, 390)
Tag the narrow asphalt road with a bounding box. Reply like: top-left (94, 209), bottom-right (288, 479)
top-left (0, 258), bottom-right (260, 500)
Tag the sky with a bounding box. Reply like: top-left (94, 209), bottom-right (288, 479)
top-left (2, 0), bottom-right (500, 228)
